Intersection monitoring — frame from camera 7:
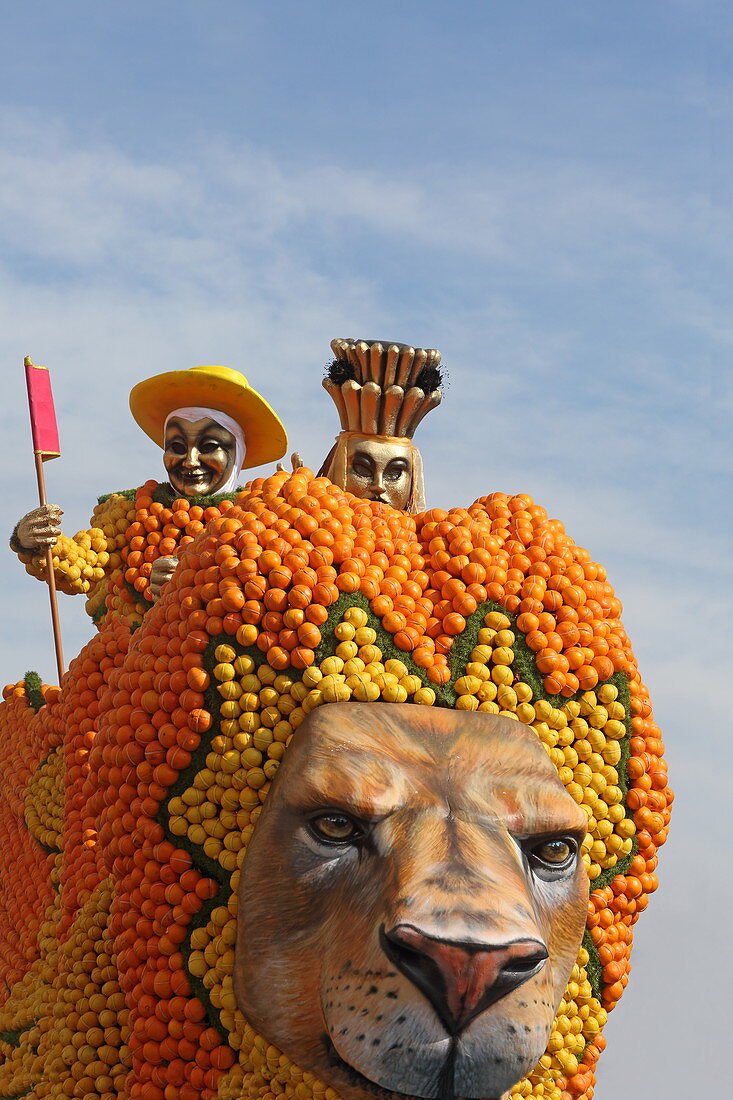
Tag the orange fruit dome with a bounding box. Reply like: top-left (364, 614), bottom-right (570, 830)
top-left (0, 469), bottom-right (671, 1100)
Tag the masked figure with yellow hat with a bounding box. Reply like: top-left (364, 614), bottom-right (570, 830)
top-left (319, 338), bottom-right (443, 512)
top-left (10, 365), bottom-right (287, 625)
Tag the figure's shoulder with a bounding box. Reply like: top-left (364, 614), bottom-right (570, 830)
top-left (89, 486), bottom-right (146, 532)
top-left (93, 480), bottom-right (168, 514)
top-left (96, 488), bottom-right (139, 506)
top-left (88, 479), bottom-right (251, 534)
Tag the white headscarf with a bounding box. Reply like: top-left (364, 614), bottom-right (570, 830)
top-left (164, 406), bottom-right (247, 494)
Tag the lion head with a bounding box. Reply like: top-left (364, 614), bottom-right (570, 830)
top-left (234, 704), bottom-right (589, 1100)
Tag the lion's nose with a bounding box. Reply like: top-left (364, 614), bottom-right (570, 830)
top-left (381, 923), bottom-right (548, 1035)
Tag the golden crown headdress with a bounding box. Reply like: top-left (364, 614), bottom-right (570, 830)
top-left (323, 339), bottom-right (443, 439)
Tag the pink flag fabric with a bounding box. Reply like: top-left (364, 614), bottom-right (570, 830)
top-left (24, 359), bottom-right (60, 460)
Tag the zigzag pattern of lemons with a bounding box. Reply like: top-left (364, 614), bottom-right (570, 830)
top-left (156, 593), bottom-right (629, 1098)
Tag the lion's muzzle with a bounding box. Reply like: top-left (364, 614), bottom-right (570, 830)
top-left (381, 924), bottom-right (549, 1036)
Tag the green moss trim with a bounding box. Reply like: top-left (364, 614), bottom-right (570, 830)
top-left (313, 591), bottom-right (447, 697)
top-left (91, 600), bottom-right (108, 624)
top-left (0, 1019), bottom-right (37, 1100)
top-left (9, 524), bottom-right (26, 556)
top-left (24, 749), bottom-right (63, 857)
top-left (0, 1026), bottom-right (26, 1047)
top-left (23, 671), bottom-right (45, 712)
top-left (589, 843), bottom-right (636, 891)
top-left (151, 483), bottom-right (245, 508)
top-left (153, 638), bottom-right (242, 1037)
top-left (98, 483), bottom-right (246, 509)
top-left (123, 578), bottom-right (153, 610)
top-left (582, 929), bottom-right (603, 1001)
top-left (588, 668), bottom-right (637, 890)
top-left (97, 488), bottom-right (138, 505)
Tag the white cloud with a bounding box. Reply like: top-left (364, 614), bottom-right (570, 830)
top-left (2, 108), bottom-right (727, 719)
top-left (0, 108), bottom-right (729, 1095)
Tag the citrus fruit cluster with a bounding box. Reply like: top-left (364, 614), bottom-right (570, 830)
top-left (0, 468), bottom-right (671, 1100)
top-left (0, 676), bottom-right (60, 1001)
top-left (12, 483), bottom-right (246, 629)
top-left (14, 492), bottom-right (135, 620)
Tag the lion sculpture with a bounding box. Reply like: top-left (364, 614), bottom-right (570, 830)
top-left (0, 472), bottom-right (671, 1100)
top-left (236, 704), bottom-right (590, 1100)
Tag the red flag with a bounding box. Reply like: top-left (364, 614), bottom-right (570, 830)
top-left (24, 357), bottom-right (60, 460)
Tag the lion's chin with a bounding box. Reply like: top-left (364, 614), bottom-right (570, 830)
top-left (322, 1031), bottom-right (537, 1100)
top-left (322, 1033), bottom-right (444, 1100)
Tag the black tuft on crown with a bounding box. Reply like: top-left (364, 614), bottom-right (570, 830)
top-left (326, 358), bottom-right (356, 385)
top-left (415, 363), bottom-right (444, 394)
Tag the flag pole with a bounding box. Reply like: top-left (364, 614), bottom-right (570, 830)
top-left (24, 356), bottom-right (65, 682)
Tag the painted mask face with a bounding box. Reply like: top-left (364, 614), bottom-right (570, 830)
top-left (344, 438), bottom-right (413, 510)
top-left (163, 416), bottom-right (237, 496)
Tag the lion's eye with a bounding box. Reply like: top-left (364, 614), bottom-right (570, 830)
top-left (530, 838), bottom-right (576, 869)
top-left (309, 813), bottom-right (361, 844)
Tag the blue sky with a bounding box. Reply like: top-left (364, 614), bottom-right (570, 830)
top-left (1, 3), bottom-right (731, 1095)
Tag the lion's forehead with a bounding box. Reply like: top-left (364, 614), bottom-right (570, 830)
top-left (284, 707), bottom-right (585, 834)
top-left (294, 756), bottom-right (428, 818)
top-left (457, 760), bottom-right (588, 834)
top-left (295, 700), bottom-right (549, 774)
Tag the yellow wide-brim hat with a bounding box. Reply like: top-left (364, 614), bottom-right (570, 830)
top-left (129, 365), bottom-right (288, 470)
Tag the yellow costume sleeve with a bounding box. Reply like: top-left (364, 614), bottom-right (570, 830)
top-left (12, 493), bottom-right (136, 606)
